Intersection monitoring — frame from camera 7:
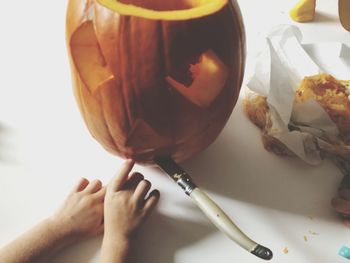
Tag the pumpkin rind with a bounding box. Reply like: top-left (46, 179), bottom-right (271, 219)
top-left (66, 0), bottom-right (245, 164)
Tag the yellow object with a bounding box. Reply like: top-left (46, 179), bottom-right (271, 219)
top-left (339, 0), bottom-right (350, 31)
top-left (289, 0), bottom-right (316, 22)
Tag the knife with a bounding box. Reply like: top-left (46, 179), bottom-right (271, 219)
top-left (154, 157), bottom-right (273, 260)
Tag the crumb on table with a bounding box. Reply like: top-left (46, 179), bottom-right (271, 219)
top-left (283, 247), bottom-right (289, 254)
top-left (308, 230), bottom-right (320, 235)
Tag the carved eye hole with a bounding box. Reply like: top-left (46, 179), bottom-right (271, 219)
top-left (165, 50), bottom-right (228, 108)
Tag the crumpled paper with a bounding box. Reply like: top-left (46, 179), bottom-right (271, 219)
top-left (247, 25), bottom-right (350, 168)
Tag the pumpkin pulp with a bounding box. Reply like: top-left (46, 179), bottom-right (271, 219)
top-left (97, 0), bottom-right (228, 20)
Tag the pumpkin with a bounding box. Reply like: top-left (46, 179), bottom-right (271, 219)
top-left (339, 0), bottom-right (350, 31)
top-left (66, 0), bottom-right (245, 164)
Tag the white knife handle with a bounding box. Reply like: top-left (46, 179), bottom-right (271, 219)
top-left (154, 157), bottom-right (273, 260)
top-left (190, 188), bottom-right (256, 251)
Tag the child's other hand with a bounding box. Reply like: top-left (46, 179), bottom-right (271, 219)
top-left (104, 160), bottom-right (160, 241)
top-left (332, 177), bottom-right (350, 228)
top-left (50, 178), bottom-right (106, 241)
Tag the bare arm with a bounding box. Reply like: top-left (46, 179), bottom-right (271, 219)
top-left (101, 160), bottom-right (160, 263)
top-left (0, 219), bottom-right (71, 263)
top-left (101, 236), bottom-right (132, 263)
top-left (0, 178), bottom-right (105, 263)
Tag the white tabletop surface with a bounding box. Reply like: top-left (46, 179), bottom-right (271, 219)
top-left (0, 0), bottom-right (349, 262)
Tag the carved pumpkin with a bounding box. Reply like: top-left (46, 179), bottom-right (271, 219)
top-left (66, 0), bottom-right (245, 164)
top-left (339, 0), bottom-right (350, 31)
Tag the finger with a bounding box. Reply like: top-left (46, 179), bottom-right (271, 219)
top-left (123, 172), bottom-right (144, 191)
top-left (109, 159), bottom-right (135, 192)
top-left (70, 178), bottom-right (89, 194)
top-left (339, 189), bottom-right (350, 201)
top-left (345, 220), bottom-right (350, 228)
top-left (92, 213), bottom-right (104, 236)
top-left (339, 175), bottom-right (350, 190)
top-left (143, 190), bottom-right (160, 217)
top-left (83, 179), bottom-right (103, 194)
top-left (133, 180), bottom-right (151, 206)
top-left (94, 223), bottom-right (104, 236)
top-left (332, 197), bottom-right (350, 215)
top-left (93, 186), bottom-right (107, 201)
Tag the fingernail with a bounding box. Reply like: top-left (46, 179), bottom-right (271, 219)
top-left (152, 189), bottom-right (160, 196)
top-left (340, 213), bottom-right (350, 220)
top-left (340, 175), bottom-right (350, 189)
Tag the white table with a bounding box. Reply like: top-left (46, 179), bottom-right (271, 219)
top-left (0, 0), bottom-right (349, 262)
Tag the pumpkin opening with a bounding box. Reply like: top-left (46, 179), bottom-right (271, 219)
top-left (97, 0), bottom-right (228, 20)
top-left (119, 0), bottom-right (201, 11)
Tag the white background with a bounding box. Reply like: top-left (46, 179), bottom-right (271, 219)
top-left (0, 0), bottom-right (349, 262)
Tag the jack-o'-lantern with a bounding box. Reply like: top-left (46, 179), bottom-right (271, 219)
top-left (66, 0), bottom-right (245, 164)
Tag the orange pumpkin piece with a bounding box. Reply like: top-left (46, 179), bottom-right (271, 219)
top-left (70, 21), bottom-right (114, 92)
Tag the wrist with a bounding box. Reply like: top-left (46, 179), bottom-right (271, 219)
top-left (44, 217), bottom-right (77, 246)
top-left (103, 232), bottom-right (130, 245)
top-left (102, 234), bottom-right (132, 262)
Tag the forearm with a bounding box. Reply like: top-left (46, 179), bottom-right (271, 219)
top-left (101, 235), bottom-right (132, 263)
top-left (0, 219), bottom-right (71, 263)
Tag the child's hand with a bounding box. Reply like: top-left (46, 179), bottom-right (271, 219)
top-left (332, 178), bottom-right (350, 228)
top-left (49, 178), bottom-right (106, 241)
top-left (104, 160), bottom-right (160, 241)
